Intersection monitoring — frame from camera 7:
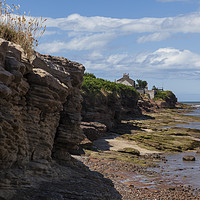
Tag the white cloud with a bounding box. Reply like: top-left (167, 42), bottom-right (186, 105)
top-left (37, 13), bottom-right (200, 80)
top-left (137, 32), bottom-right (171, 43)
top-left (140, 48), bottom-right (200, 69)
top-left (37, 41), bottom-right (68, 54)
top-left (38, 43), bottom-right (200, 79)
top-left (66, 32), bottom-right (116, 50)
top-left (44, 12), bottom-right (200, 35)
top-left (38, 32), bottom-right (116, 53)
top-left (43, 31), bottom-right (58, 36)
top-left (39, 11), bottom-right (200, 54)
top-left (107, 54), bottom-right (128, 65)
top-left (80, 48), bottom-right (200, 79)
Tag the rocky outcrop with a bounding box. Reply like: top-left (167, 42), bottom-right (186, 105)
top-left (0, 38), bottom-right (121, 199)
top-left (0, 39), bottom-right (84, 168)
top-left (31, 53), bottom-right (85, 159)
top-left (138, 91), bottom-right (177, 113)
top-left (82, 89), bottom-right (140, 130)
top-left (154, 90), bottom-right (177, 109)
top-left (80, 122), bottom-right (107, 141)
top-left (138, 98), bottom-right (159, 113)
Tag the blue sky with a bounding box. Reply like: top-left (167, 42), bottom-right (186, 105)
top-left (11, 0), bottom-right (200, 101)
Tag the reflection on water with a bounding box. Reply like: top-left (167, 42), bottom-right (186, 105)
top-left (173, 122), bottom-right (200, 130)
top-left (183, 102), bottom-right (200, 117)
top-left (151, 152), bottom-right (200, 188)
top-left (176, 106), bottom-right (200, 129)
top-left (184, 109), bottom-right (200, 117)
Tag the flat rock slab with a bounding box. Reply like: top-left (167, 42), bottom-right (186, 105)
top-left (93, 134), bottom-right (161, 155)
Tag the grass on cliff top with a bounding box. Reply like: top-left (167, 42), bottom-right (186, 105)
top-left (0, 0), bottom-right (46, 57)
top-left (154, 90), bottom-right (176, 101)
top-left (82, 73), bottom-right (139, 97)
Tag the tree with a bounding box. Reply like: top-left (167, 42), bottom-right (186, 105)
top-left (152, 85), bottom-right (158, 90)
top-left (136, 79), bottom-right (147, 89)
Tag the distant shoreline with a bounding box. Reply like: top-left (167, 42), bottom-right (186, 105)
top-left (179, 101), bottom-right (200, 104)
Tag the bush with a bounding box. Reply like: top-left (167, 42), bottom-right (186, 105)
top-left (154, 90), bottom-right (175, 101)
top-left (82, 73), bottom-right (139, 97)
top-left (0, 1), bottom-right (46, 57)
top-left (136, 79), bottom-right (147, 89)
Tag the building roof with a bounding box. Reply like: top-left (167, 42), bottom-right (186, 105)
top-left (116, 73), bottom-right (135, 87)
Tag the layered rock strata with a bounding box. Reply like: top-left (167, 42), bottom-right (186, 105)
top-left (0, 39), bottom-right (121, 199)
top-left (81, 89), bottom-right (140, 130)
top-left (80, 122), bottom-right (107, 141)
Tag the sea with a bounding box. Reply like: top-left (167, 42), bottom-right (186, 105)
top-left (181, 101), bottom-right (200, 109)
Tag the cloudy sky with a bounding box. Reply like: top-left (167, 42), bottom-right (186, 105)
top-left (12, 0), bottom-right (200, 101)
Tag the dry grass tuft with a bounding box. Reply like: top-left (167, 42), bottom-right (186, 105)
top-left (0, 0), bottom-right (46, 58)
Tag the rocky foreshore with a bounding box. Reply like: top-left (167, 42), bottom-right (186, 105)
top-left (80, 155), bottom-right (200, 200)
top-left (79, 106), bottom-right (200, 200)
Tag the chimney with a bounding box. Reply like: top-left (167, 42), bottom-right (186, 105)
top-left (123, 73), bottom-right (129, 78)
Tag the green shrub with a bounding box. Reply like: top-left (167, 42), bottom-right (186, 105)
top-left (154, 90), bottom-right (175, 101)
top-left (82, 73), bottom-right (139, 97)
top-left (0, 0), bottom-right (46, 57)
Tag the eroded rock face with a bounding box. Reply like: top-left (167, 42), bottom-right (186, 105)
top-left (81, 121), bottom-right (107, 141)
top-left (81, 90), bottom-right (140, 130)
top-left (0, 40), bottom-right (85, 168)
top-left (0, 39), bottom-right (121, 199)
top-left (32, 53), bottom-right (85, 160)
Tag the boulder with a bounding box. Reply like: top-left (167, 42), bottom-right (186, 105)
top-left (183, 155), bottom-right (196, 161)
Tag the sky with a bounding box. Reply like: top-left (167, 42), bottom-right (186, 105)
top-left (9, 0), bottom-right (200, 101)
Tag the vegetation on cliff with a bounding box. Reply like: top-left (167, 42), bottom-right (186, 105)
top-left (154, 90), bottom-right (176, 101)
top-left (82, 72), bottom-right (139, 97)
top-left (0, 0), bottom-right (46, 57)
top-left (81, 73), bottom-right (140, 128)
top-left (136, 79), bottom-right (147, 89)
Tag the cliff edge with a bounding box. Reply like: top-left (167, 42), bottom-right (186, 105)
top-left (0, 39), bottom-right (121, 199)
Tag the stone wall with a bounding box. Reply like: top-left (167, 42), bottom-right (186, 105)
top-left (137, 89), bottom-right (156, 99)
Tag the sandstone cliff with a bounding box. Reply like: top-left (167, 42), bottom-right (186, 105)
top-left (80, 75), bottom-right (177, 142)
top-left (81, 73), bottom-right (141, 130)
top-left (0, 39), bottom-right (121, 199)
